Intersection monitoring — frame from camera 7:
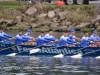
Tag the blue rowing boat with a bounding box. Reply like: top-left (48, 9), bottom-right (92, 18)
top-left (0, 43), bottom-right (100, 57)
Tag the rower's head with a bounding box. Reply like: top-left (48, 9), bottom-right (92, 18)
top-left (84, 32), bottom-right (88, 37)
top-left (41, 31), bottom-right (44, 37)
top-left (70, 29), bottom-right (76, 35)
top-left (48, 29), bottom-right (53, 35)
top-left (93, 30), bottom-right (97, 36)
top-left (19, 30), bottom-right (23, 36)
top-left (27, 29), bottom-right (32, 35)
top-left (0, 26), bottom-right (3, 32)
top-left (63, 30), bottom-right (68, 36)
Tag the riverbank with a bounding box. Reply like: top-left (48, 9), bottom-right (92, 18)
top-left (0, 1), bottom-right (100, 32)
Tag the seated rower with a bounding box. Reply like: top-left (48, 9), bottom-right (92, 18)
top-left (15, 30), bottom-right (29, 45)
top-left (80, 32), bottom-right (89, 47)
top-left (0, 26), bottom-right (14, 44)
top-left (44, 29), bottom-right (58, 46)
top-left (67, 29), bottom-right (80, 46)
top-left (59, 30), bottom-right (69, 46)
top-left (22, 29), bottom-right (36, 45)
top-left (89, 30), bottom-right (100, 47)
top-left (36, 32), bottom-right (45, 46)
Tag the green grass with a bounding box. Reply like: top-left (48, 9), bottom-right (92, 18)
top-left (0, 1), bottom-right (22, 9)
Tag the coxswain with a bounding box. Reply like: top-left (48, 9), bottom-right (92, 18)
top-left (22, 29), bottom-right (36, 45)
top-left (15, 30), bottom-right (29, 45)
top-left (59, 30), bottom-right (70, 46)
top-left (0, 26), bottom-right (14, 44)
top-left (89, 30), bottom-right (100, 47)
top-left (80, 32), bottom-right (89, 47)
top-left (67, 29), bottom-right (80, 46)
top-left (44, 29), bottom-right (58, 46)
top-left (36, 32), bottom-right (45, 46)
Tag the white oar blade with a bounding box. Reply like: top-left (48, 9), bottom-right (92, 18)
top-left (71, 54), bottom-right (82, 59)
top-left (96, 56), bottom-right (100, 59)
top-left (6, 53), bottom-right (17, 57)
top-left (53, 54), bottom-right (64, 58)
top-left (30, 48), bottom-right (40, 54)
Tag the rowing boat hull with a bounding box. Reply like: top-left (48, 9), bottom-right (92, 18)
top-left (0, 44), bottom-right (100, 57)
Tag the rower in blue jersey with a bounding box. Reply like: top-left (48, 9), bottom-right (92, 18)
top-left (22, 29), bottom-right (36, 45)
top-left (15, 31), bottom-right (29, 45)
top-left (89, 30), bottom-right (100, 47)
top-left (44, 29), bottom-right (58, 46)
top-left (80, 32), bottom-right (89, 47)
top-left (67, 29), bottom-right (80, 46)
top-left (0, 26), bottom-right (14, 44)
top-left (59, 30), bottom-right (69, 46)
top-left (36, 32), bottom-right (45, 46)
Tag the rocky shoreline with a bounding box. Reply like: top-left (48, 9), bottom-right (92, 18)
top-left (0, 2), bottom-right (100, 32)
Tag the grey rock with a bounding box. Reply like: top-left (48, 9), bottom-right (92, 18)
top-left (25, 7), bottom-right (37, 16)
top-left (65, 22), bottom-right (72, 26)
top-left (94, 6), bottom-right (100, 15)
top-left (75, 22), bottom-right (90, 29)
top-left (13, 10), bottom-right (22, 16)
top-left (56, 26), bottom-right (67, 32)
top-left (31, 23), bottom-right (37, 28)
top-left (37, 13), bottom-right (47, 18)
top-left (48, 11), bottom-right (55, 18)
top-left (7, 20), bottom-right (14, 26)
top-left (0, 18), bottom-right (6, 24)
top-left (41, 20), bottom-right (51, 26)
top-left (57, 11), bottom-right (68, 19)
top-left (16, 16), bottom-right (22, 24)
top-left (96, 25), bottom-right (100, 31)
top-left (92, 15), bottom-right (100, 24)
top-left (54, 8), bottom-right (61, 14)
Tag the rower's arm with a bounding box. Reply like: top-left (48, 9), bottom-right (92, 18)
top-left (3, 32), bottom-right (13, 38)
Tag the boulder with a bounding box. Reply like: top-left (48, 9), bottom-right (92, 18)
top-left (12, 10), bottom-right (22, 16)
top-left (16, 16), bottom-right (22, 24)
top-left (55, 26), bottom-right (67, 32)
top-left (0, 18), bottom-right (6, 24)
top-left (54, 8), bottom-right (61, 14)
top-left (37, 13), bottom-right (47, 18)
top-left (41, 20), bottom-right (51, 26)
top-left (31, 23), bottom-right (37, 28)
top-left (65, 22), bottom-right (72, 26)
top-left (25, 7), bottom-right (37, 17)
top-left (92, 15), bottom-right (100, 24)
top-left (96, 25), bottom-right (100, 31)
top-left (48, 11), bottom-right (55, 18)
top-left (50, 22), bottom-right (59, 28)
top-left (75, 22), bottom-right (90, 29)
top-left (57, 11), bottom-right (68, 19)
top-left (6, 20), bottom-right (14, 26)
top-left (94, 6), bottom-right (100, 15)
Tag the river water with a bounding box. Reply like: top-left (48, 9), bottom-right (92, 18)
top-left (0, 30), bottom-right (100, 75)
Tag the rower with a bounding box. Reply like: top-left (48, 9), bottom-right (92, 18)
top-left (67, 29), bottom-right (80, 46)
top-left (22, 29), bottom-right (36, 45)
top-left (44, 29), bottom-right (58, 46)
top-left (0, 26), bottom-right (14, 44)
top-left (36, 32), bottom-right (45, 46)
top-left (15, 30), bottom-right (29, 45)
top-left (80, 32), bottom-right (89, 47)
top-left (89, 30), bottom-right (100, 47)
top-left (59, 30), bottom-right (69, 46)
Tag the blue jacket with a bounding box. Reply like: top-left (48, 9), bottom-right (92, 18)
top-left (36, 35), bottom-right (45, 46)
top-left (80, 36), bottom-right (89, 47)
top-left (89, 35), bottom-right (100, 41)
top-left (15, 34), bottom-right (28, 45)
top-left (59, 35), bottom-right (70, 46)
top-left (44, 34), bottom-right (57, 44)
top-left (22, 33), bottom-right (33, 41)
top-left (67, 35), bottom-right (76, 44)
top-left (0, 32), bottom-right (13, 41)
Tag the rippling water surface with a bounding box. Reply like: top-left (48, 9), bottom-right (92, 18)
top-left (0, 56), bottom-right (100, 75)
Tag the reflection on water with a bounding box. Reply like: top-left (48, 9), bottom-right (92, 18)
top-left (0, 56), bottom-right (100, 75)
